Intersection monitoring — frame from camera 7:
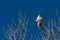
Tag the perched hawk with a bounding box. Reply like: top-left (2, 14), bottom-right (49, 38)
top-left (36, 15), bottom-right (42, 29)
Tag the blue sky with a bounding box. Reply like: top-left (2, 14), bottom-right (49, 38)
top-left (0, 0), bottom-right (60, 40)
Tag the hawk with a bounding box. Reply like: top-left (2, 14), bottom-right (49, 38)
top-left (36, 15), bottom-right (42, 29)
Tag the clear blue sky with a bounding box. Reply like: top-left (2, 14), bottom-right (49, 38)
top-left (0, 0), bottom-right (60, 40)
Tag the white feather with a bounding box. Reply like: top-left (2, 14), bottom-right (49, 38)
top-left (36, 15), bottom-right (42, 22)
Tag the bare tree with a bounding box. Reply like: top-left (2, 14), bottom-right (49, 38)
top-left (39, 10), bottom-right (60, 40)
top-left (3, 14), bottom-right (30, 40)
top-left (2, 10), bottom-right (60, 40)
